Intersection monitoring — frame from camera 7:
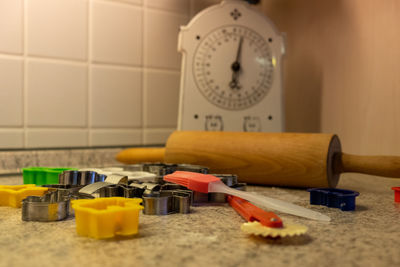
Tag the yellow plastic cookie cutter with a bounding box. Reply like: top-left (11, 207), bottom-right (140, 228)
top-left (0, 184), bottom-right (49, 208)
top-left (72, 197), bottom-right (143, 239)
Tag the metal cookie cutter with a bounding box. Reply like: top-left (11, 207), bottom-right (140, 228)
top-left (67, 171), bottom-right (128, 198)
top-left (98, 184), bottom-right (145, 199)
top-left (22, 189), bottom-right (70, 221)
top-left (127, 163), bottom-right (209, 176)
top-left (41, 184), bottom-right (84, 213)
top-left (59, 170), bottom-right (106, 186)
top-left (116, 171), bottom-right (161, 184)
top-left (78, 182), bottom-right (113, 198)
top-left (42, 184), bottom-right (82, 195)
top-left (104, 174), bottom-right (128, 184)
top-left (78, 179), bottom-right (144, 199)
top-left (142, 190), bottom-right (192, 215)
top-left (143, 163), bottom-right (177, 176)
top-left (175, 164), bottom-right (209, 174)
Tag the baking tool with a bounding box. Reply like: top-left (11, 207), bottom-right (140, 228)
top-left (173, 191), bottom-right (192, 213)
top-left (98, 184), bottom-right (145, 199)
top-left (209, 174), bottom-right (239, 203)
top-left (78, 181), bottom-right (158, 199)
top-left (78, 182), bottom-right (113, 197)
top-left (116, 131), bottom-right (400, 188)
top-left (71, 197), bottom-right (143, 239)
top-left (160, 177), bottom-right (243, 205)
top-left (228, 195), bottom-right (307, 238)
top-left (59, 170), bottom-right (105, 185)
top-left (99, 184), bottom-right (122, 197)
top-left (22, 189), bottom-right (70, 222)
top-left (104, 174), bottom-right (128, 185)
top-left (212, 174), bottom-right (238, 187)
top-left (0, 185), bottom-right (49, 208)
top-left (175, 164), bottom-right (209, 174)
top-left (76, 171), bottom-right (241, 215)
top-left (178, 0), bottom-right (284, 132)
top-left (59, 169), bottom-right (128, 188)
top-left (142, 190), bottom-right (192, 215)
top-left (391, 187), bottom-right (400, 203)
top-left (23, 167), bottom-right (77, 185)
top-left (41, 184), bottom-right (84, 214)
top-left (141, 183), bottom-right (162, 195)
top-left (308, 188), bottom-right (360, 211)
top-left (116, 171), bottom-right (159, 183)
top-left (141, 162), bottom-right (209, 176)
top-left (41, 184), bottom-right (82, 195)
top-left (58, 170), bottom-right (81, 185)
top-left (241, 221), bottom-right (308, 238)
top-left (164, 171), bottom-right (330, 221)
top-left (119, 163), bottom-right (208, 182)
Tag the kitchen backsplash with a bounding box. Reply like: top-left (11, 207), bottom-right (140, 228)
top-left (0, 0), bottom-right (220, 149)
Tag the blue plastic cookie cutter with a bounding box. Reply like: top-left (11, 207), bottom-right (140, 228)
top-left (307, 188), bottom-right (360, 211)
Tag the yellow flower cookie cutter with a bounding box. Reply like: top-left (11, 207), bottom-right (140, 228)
top-left (0, 184), bottom-right (49, 208)
top-left (72, 197), bottom-right (143, 239)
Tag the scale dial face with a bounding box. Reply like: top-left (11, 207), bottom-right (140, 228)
top-left (193, 25), bottom-right (274, 110)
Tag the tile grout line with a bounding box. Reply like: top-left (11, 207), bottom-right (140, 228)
top-left (0, 52), bottom-right (181, 73)
top-left (0, 51), bottom-right (181, 73)
top-left (96, 0), bottom-right (188, 17)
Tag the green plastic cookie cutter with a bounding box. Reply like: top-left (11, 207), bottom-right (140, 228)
top-left (22, 167), bottom-right (78, 185)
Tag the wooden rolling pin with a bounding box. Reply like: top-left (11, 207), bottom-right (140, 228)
top-left (116, 131), bottom-right (400, 188)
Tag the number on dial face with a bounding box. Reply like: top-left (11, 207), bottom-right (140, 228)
top-left (193, 25), bottom-right (274, 110)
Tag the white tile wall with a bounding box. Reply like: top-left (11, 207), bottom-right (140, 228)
top-left (90, 65), bottom-right (141, 127)
top-left (0, 0), bottom-right (23, 54)
top-left (27, 0), bottom-right (88, 60)
top-left (0, 0), bottom-right (217, 148)
top-left (145, 9), bottom-right (189, 69)
top-left (26, 129), bottom-right (88, 148)
top-left (92, 1), bottom-right (142, 66)
top-left (0, 130), bottom-right (24, 148)
top-left (145, 70), bottom-right (180, 127)
top-left (26, 60), bottom-right (87, 127)
top-left (90, 129), bottom-right (142, 146)
top-left (147, 0), bottom-right (189, 14)
top-left (143, 128), bottom-right (175, 145)
top-left (0, 58), bottom-right (23, 126)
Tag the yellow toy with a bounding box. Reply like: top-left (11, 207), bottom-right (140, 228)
top-left (72, 197), bottom-right (143, 239)
top-left (0, 184), bottom-right (49, 208)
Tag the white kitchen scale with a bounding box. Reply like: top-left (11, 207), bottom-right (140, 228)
top-left (177, 0), bottom-right (285, 132)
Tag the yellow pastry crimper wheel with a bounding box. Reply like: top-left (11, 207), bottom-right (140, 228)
top-left (227, 195), bottom-right (308, 238)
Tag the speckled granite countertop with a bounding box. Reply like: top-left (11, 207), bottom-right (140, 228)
top-left (0, 173), bottom-right (399, 267)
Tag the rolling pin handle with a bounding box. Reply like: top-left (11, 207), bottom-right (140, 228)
top-left (339, 153), bottom-right (400, 178)
top-left (116, 147), bottom-right (165, 164)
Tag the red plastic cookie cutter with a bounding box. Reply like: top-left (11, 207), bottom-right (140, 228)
top-left (392, 187), bottom-right (400, 203)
